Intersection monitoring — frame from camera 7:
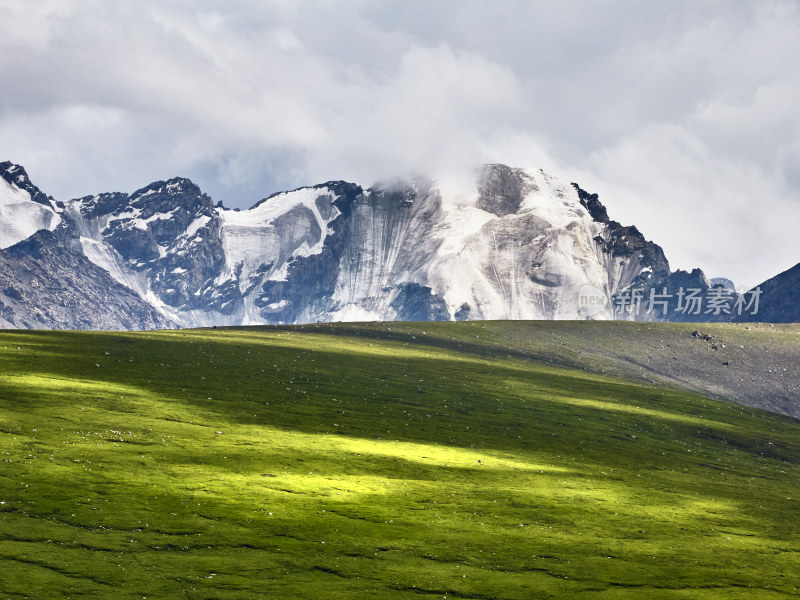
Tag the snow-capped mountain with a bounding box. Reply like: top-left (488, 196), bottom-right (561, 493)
top-left (0, 162), bottom-right (62, 250)
top-left (0, 162), bottom-right (173, 330)
top-left (1, 161), bottom-right (718, 330)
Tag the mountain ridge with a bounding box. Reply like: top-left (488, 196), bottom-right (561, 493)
top-left (0, 160), bottom-right (792, 329)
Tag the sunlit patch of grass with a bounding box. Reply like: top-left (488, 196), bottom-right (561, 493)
top-left (547, 395), bottom-right (736, 429)
top-left (1, 323), bottom-right (799, 598)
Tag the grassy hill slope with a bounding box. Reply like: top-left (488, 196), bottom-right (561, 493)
top-left (321, 321), bottom-right (800, 418)
top-left (1, 321), bottom-right (799, 598)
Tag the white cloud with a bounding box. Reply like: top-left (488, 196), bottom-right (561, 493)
top-left (580, 124), bottom-right (800, 288)
top-left (1, 0), bottom-right (799, 286)
top-left (304, 43), bottom-right (527, 184)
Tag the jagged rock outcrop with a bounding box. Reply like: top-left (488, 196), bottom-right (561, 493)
top-left (0, 229), bottom-right (174, 330)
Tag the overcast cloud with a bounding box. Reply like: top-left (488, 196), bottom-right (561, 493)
top-left (1, 0), bottom-right (799, 287)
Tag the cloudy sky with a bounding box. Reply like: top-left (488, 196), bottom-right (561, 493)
top-left (1, 0), bottom-right (799, 287)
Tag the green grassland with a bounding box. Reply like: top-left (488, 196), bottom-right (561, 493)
top-left (0, 321), bottom-right (799, 598)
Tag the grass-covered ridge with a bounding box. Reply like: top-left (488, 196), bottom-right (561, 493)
top-left (1, 321), bottom-right (799, 598)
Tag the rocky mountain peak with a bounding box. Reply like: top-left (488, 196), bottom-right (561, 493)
top-left (129, 177), bottom-right (214, 217)
top-left (0, 161), bottom-right (55, 207)
top-left (477, 164), bottom-right (539, 217)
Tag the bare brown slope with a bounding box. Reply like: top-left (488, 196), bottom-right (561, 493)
top-left (272, 320), bottom-right (800, 419)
